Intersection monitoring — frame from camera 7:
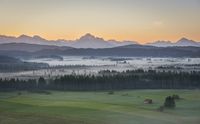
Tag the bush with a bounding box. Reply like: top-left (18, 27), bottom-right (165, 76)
top-left (28, 90), bottom-right (51, 95)
top-left (122, 93), bottom-right (129, 96)
top-left (17, 92), bottom-right (22, 95)
top-left (108, 91), bottom-right (114, 95)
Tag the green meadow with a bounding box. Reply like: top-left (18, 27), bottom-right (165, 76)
top-left (0, 90), bottom-right (199, 124)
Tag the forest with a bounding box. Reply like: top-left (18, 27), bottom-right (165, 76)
top-left (0, 69), bottom-right (199, 91)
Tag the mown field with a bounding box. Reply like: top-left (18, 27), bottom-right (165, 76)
top-left (0, 90), bottom-right (199, 124)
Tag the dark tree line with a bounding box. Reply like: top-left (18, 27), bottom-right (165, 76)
top-left (0, 70), bottom-right (200, 91)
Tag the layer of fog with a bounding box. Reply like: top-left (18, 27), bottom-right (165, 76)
top-left (1, 56), bottom-right (200, 79)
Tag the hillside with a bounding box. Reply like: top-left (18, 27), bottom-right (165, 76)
top-left (0, 44), bottom-right (200, 58)
top-left (0, 56), bottom-right (49, 72)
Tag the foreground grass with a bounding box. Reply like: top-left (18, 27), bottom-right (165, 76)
top-left (0, 90), bottom-right (200, 124)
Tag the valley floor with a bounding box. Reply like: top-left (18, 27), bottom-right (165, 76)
top-left (0, 90), bottom-right (199, 124)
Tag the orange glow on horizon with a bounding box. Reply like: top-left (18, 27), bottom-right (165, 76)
top-left (2, 32), bottom-right (200, 44)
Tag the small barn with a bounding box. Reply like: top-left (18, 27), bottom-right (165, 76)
top-left (144, 99), bottom-right (153, 104)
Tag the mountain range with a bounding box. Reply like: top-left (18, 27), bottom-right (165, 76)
top-left (0, 34), bottom-right (200, 48)
top-left (148, 38), bottom-right (200, 47)
top-left (0, 34), bottom-right (199, 48)
top-left (0, 33), bottom-right (138, 48)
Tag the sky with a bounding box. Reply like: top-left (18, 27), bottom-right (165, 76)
top-left (0, 0), bottom-right (200, 43)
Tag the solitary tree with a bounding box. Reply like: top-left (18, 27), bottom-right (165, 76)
top-left (164, 96), bottom-right (175, 108)
top-left (38, 77), bottom-right (46, 89)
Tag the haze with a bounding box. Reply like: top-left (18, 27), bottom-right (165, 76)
top-left (0, 0), bottom-right (200, 43)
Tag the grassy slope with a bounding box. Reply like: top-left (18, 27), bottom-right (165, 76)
top-left (0, 90), bottom-right (200, 124)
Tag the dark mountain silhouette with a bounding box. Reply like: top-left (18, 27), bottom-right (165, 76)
top-left (1, 44), bottom-right (198, 58)
top-left (0, 43), bottom-right (72, 52)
